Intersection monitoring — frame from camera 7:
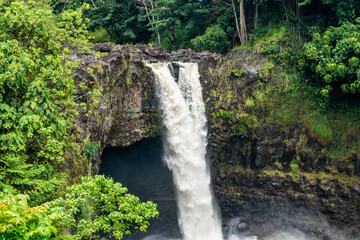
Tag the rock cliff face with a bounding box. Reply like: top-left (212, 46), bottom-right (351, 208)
top-left (74, 43), bottom-right (220, 172)
top-left (76, 43), bottom-right (359, 239)
top-left (200, 48), bottom-right (359, 239)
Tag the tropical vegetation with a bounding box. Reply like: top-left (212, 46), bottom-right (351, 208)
top-left (1, 0), bottom-right (360, 238)
top-left (0, 1), bottom-right (158, 239)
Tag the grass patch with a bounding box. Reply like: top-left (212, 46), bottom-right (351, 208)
top-left (88, 26), bottom-right (111, 43)
top-left (290, 159), bottom-right (301, 181)
top-left (220, 163), bottom-right (245, 175)
top-left (233, 24), bottom-right (287, 52)
top-left (256, 75), bottom-right (360, 159)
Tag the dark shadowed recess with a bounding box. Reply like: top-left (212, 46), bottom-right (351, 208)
top-left (100, 137), bottom-right (181, 240)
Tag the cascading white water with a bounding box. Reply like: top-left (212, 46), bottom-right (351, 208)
top-left (147, 62), bottom-right (223, 240)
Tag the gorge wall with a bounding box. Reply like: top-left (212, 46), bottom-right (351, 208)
top-left (75, 43), bottom-right (360, 239)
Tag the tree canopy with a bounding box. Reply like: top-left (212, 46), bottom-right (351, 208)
top-left (301, 18), bottom-right (360, 97)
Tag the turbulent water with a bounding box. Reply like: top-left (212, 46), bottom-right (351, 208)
top-left (147, 62), bottom-right (223, 240)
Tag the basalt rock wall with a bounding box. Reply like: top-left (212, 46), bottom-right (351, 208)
top-left (75, 43), bottom-right (220, 172)
top-left (76, 43), bottom-right (360, 239)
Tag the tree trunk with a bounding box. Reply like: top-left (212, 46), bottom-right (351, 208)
top-left (167, 30), bottom-right (171, 43)
top-left (282, 0), bottom-right (289, 22)
top-left (149, 0), bottom-right (162, 45)
top-left (90, 0), bottom-right (96, 8)
top-left (171, 25), bottom-right (175, 43)
top-left (231, 0), bottom-right (242, 43)
top-left (167, 25), bottom-right (175, 43)
top-left (254, 0), bottom-right (259, 29)
top-left (142, 0), bottom-right (162, 45)
top-left (239, 0), bottom-right (247, 45)
top-left (156, 32), bottom-right (162, 45)
top-left (296, 0), bottom-right (300, 38)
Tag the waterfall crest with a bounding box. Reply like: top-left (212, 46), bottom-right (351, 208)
top-left (147, 62), bottom-right (223, 240)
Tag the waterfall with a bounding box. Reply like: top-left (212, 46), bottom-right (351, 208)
top-left (147, 62), bottom-right (223, 240)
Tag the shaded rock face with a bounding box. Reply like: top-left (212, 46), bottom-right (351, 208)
top-left (78, 43), bottom-right (360, 238)
top-left (215, 170), bottom-right (360, 239)
top-left (217, 186), bottom-right (360, 239)
top-left (351, 153), bottom-right (360, 176)
top-left (253, 125), bottom-right (285, 168)
top-left (168, 62), bottom-right (181, 82)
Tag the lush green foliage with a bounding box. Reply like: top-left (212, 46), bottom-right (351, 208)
top-left (52, 0), bottom-right (151, 44)
top-left (88, 26), bottom-right (111, 43)
top-left (191, 25), bottom-right (230, 53)
top-left (50, 0), bottom-right (360, 51)
top-left (0, 176), bottom-right (159, 240)
top-left (256, 26), bottom-right (299, 68)
top-left (87, 0), bottom-right (150, 43)
top-left (50, 175), bottom-right (159, 240)
top-left (301, 18), bottom-right (360, 97)
top-left (241, 64), bottom-right (360, 160)
top-left (86, 142), bottom-right (99, 161)
top-left (211, 109), bottom-right (234, 119)
top-left (0, 192), bottom-right (61, 240)
top-left (299, 0), bottom-right (360, 24)
top-left (1, 0), bottom-right (360, 238)
top-left (0, 0), bottom-right (92, 194)
top-left (0, 1), bottom-right (159, 239)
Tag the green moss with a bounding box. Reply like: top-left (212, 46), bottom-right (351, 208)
top-left (274, 160), bottom-right (283, 170)
top-left (125, 70), bottom-right (131, 89)
top-left (249, 64), bottom-right (360, 159)
top-left (220, 163), bottom-right (245, 175)
top-left (141, 66), bottom-right (151, 75)
top-left (92, 62), bottom-right (104, 72)
top-left (227, 67), bottom-right (246, 77)
top-left (211, 109), bottom-right (234, 119)
top-left (290, 159), bottom-right (300, 172)
top-left (231, 122), bottom-right (248, 136)
top-left (127, 109), bottom-right (137, 117)
top-left (260, 61), bottom-right (275, 79)
top-left (233, 24), bottom-right (286, 52)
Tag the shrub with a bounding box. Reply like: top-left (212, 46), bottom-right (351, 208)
top-left (191, 25), bottom-right (230, 53)
top-left (0, 193), bottom-right (61, 240)
top-left (50, 175), bottom-right (159, 240)
top-left (0, 0), bottom-right (91, 191)
top-left (88, 26), bottom-right (111, 43)
top-left (300, 18), bottom-right (360, 98)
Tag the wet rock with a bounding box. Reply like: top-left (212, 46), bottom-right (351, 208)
top-left (284, 139), bottom-right (297, 161)
top-left (199, 56), bottom-right (217, 75)
top-left (298, 146), bottom-right (316, 171)
top-left (253, 125), bottom-right (285, 168)
top-left (93, 42), bottom-right (116, 52)
top-left (135, 43), bottom-right (169, 60)
top-left (168, 62), bottom-right (181, 82)
top-left (352, 153), bottom-right (360, 176)
top-left (316, 152), bottom-right (328, 172)
top-left (337, 161), bottom-right (347, 173)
